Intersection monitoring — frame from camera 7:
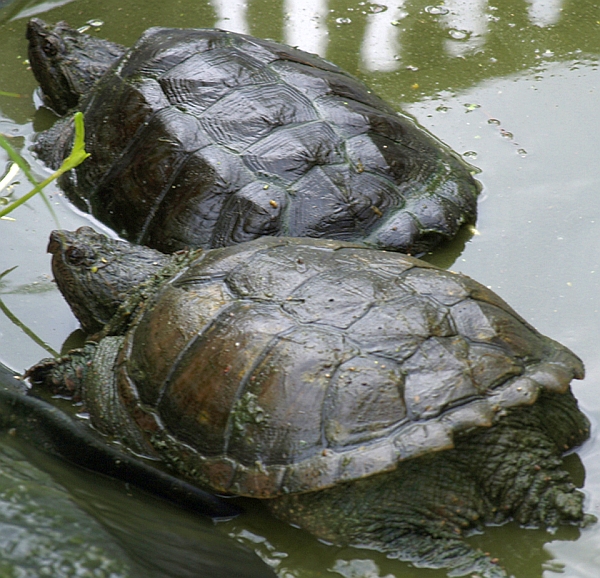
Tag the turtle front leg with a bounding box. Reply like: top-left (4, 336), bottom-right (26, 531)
top-left (26, 343), bottom-right (98, 401)
top-left (27, 337), bottom-right (156, 457)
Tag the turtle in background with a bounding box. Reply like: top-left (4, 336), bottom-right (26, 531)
top-left (28, 227), bottom-right (592, 578)
top-left (27, 19), bottom-right (479, 255)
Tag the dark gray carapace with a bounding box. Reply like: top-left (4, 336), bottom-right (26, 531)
top-left (29, 21), bottom-right (479, 255)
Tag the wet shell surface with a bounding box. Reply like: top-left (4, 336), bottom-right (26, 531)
top-left (31, 24), bottom-right (479, 255)
top-left (102, 236), bottom-right (584, 497)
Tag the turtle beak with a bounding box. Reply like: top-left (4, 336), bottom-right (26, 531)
top-left (26, 18), bottom-right (50, 43)
top-left (26, 18), bottom-right (61, 59)
top-left (48, 230), bottom-right (67, 255)
top-left (48, 227), bottom-right (100, 252)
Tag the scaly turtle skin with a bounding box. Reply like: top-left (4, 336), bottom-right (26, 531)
top-left (28, 227), bottom-right (591, 578)
top-left (27, 19), bottom-right (479, 255)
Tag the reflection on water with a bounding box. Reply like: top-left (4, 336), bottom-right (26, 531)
top-left (164, 0), bottom-right (567, 73)
top-left (0, 439), bottom-right (137, 577)
top-left (9, 436), bottom-right (277, 578)
top-left (441, 0), bottom-right (488, 57)
top-left (527, 0), bottom-right (563, 27)
top-left (202, 0), bottom-right (566, 71)
top-left (210, 0), bottom-right (248, 34)
top-left (283, 0), bottom-right (329, 57)
top-left (360, 1), bottom-right (406, 72)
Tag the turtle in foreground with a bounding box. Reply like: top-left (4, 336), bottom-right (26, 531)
top-left (27, 19), bottom-right (479, 255)
top-left (28, 227), bottom-right (591, 577)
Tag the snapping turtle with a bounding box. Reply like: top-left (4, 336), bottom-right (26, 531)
top-left (27, 19), bottom-right (479, 255)
top-left (28, 227), bottom-right (591, 577)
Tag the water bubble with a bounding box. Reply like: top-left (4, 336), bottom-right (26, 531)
top-left (464, 103), bottom-right (480, 112)
top-left (78, 19), bottom-right (104, 32)
top-left (389, 11), bottom-right (408, 25)
top-left (436, 104), bottom-right (450, 112)
top-left (406, 65), bottom-right (419, 71)
top-left (367, 3), bottom-right (388, 13)
top-left (487, 118), bottom-right (501, 125)
top-left (448, 29), bottom-right (471, 40)
top-left (500, 129), bottom-right (513, 139)
top-left (517, 148), bottom-right (528, 157)
top-left (336, 17), bottom-right (352, 25)
top-left (463, 151), bottom-right (478, 159)
top-left (425, 5), bottom-right (450, 15)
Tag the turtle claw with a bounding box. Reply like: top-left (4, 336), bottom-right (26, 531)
top-left (26, 344), bottom-right (96, 400)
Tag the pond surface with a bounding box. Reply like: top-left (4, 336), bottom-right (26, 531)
top-left (1, 0), bottom-right (599, 577)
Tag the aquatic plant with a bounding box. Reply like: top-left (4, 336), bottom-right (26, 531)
top-left (0, 112), bottom-right (89, 218)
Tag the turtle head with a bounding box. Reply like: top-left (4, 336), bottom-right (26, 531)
top-left (27, 18), bottom-right (125, 115)
top-left (48, 227), bottom-right (173, 334)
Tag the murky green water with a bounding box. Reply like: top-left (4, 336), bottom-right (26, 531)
top-left (1, 0), bottom-right (599, 576)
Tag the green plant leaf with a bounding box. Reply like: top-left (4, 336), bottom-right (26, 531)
top-left (0, 133), bottom-right (37, 186)
top-left (0, 112), bottom-right (90, 218)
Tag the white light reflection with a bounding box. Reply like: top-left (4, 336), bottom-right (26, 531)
top-left (360, 2), bottom-right (407, 72)
top-left (210, 0), bottom-right (249, 34)
top-left (204, 1), bottom-right (569, 76)
top-left (283, 0), bottom-right (329, 56)
top-left (526, 0), bottom-right (563, 27)
top-left (442, 0), bottom-right (488, 57)
top-left (9, 0), bottom-right (78, 21)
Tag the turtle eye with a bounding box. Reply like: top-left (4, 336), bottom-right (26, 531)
top-left (42, 38), bottom-right (59, 57)
top-left (65, 246), bottom-right (95, 267)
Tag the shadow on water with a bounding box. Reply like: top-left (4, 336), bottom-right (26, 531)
top-left (21, 443), bottom-right (276, 578)
top-left (0, 360), bottom-right (276, 578)
top-left (419, 224), bottom-right (477, 269)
